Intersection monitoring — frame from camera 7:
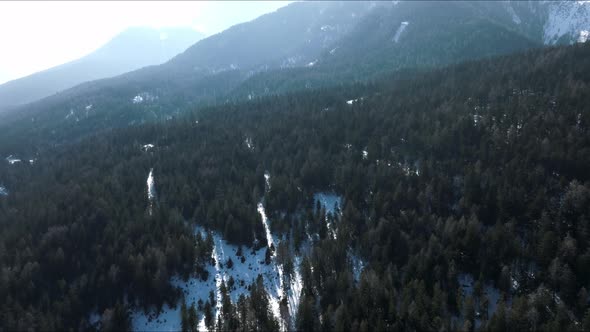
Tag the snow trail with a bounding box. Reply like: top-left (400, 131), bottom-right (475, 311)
top-left (258, 203), bottom-right (275, 249)
top-left (393, 21), bottom-right (409, 43)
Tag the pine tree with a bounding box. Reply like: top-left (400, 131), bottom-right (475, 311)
top-left (180, 302), bottom-right (189, 331)
top-left (188, 302), bottom-right (198, 332)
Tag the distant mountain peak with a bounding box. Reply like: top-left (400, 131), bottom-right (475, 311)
top-left (0, 26), bottom-right (204, 110)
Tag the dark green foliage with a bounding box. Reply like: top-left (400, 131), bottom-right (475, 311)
top-left (0, 42), bottom-right (589, 330)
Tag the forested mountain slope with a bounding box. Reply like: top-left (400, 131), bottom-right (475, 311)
top-left (5, 1), bottom-right (589, 153)
top-left (0, 27), bottom-right (204, 110)
top-left (1, 42), bottom-right (589, 330)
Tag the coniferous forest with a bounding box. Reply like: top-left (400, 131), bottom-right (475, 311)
top-left (1, 40), bottom-right (590, 331)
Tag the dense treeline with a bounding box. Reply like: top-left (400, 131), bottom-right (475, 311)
top-left (0, 43), bottom-right (589, 330)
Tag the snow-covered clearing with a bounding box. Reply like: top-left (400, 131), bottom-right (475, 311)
top-left (128, 177), bottom-right (364, 331)
top-left (314, 192), bottom-right (342, 240)
top-left (131, 223), bottom-right (302, 331)
top-left (0, 185), bottom-right (8, 196)
top-left (132, 171), bottom-right (302, 331)
top-left (314, 192), bottom-right (342, 215)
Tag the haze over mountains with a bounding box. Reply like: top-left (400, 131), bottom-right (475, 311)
top-left (0, 27), bottom-right (204, 110)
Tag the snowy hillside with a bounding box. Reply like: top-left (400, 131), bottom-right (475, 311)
top-left (130, 224), bottom-right (302, 332)
top-left (544, 1), bottom-right (590, 44)
top-left (125, 174), bottom-right (362, 332)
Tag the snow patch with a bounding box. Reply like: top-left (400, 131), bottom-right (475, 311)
top-left (258, 203), bottom-right (274, 249)
top-left (5, 155), bottom-right (21, 165)
top-left (473, 114), bottom-right (482, 125)
top-left (147, 169), bottom-right (156, 215)
top-left (287, 256), bottom-right (303, 325)
top-left (0, 185), bottom-right (8, 196)
top-left (245, 137), bottom-right (254, 150)
top-left (141, 144), bottom-right (155, 152)
top-left (399, 161), bottom-right (420, 177)
top-left (392, 21), bottom-right (409, 43)
top-left (579, 29), bottom-right (589, 42)
top-left (264, 172), bottom-right (271, 192)
top-left (511, 276), bottom-right (520, 291)
top-left (314, 192), bottom-right (343, 240)
top-left (346, 98), bottom-right (361, 105)
top-left (147, 169), bottom-right (156, 201)
top-left (131, 223), bottom-right (300, 331)
top-left (314, 193), bottom-right (342, 215)
top-left (132, 92), bottom-right (157, 104)
top-left (349, 251), bottom-right (365, 282)
top-left (346, 97), bottom-right (363, 105)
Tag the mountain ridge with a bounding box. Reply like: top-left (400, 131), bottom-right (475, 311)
top-left (0, 1), bottom-right (588, 154)
top-left (0, 26), bottom-right (204, 110)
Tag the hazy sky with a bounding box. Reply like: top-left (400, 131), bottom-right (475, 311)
top-left (0, 1), bottom-right (291, 84)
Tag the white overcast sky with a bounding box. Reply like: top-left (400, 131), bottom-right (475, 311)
top-left (0, 1), bottom-right (291, 84)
